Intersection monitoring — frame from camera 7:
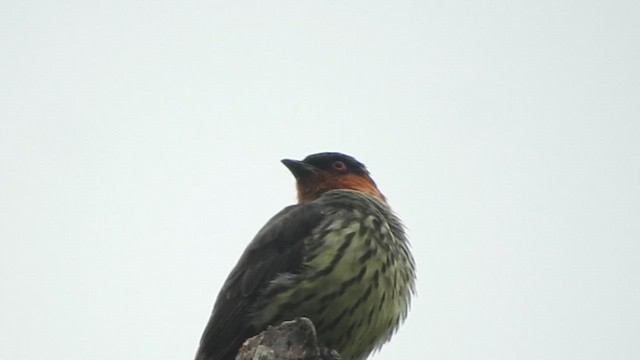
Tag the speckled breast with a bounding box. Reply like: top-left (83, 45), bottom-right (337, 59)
top-left (252, 191), bottom-right (415, 360)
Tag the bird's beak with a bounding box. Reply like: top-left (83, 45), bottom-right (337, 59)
top-left (281, 159), bottom-right (318, 179)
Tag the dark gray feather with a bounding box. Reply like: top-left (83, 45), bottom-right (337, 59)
top-left (195, 202), bottom-right (325, 360)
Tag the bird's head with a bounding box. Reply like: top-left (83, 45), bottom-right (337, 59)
top-left (281, 152), bottom-right (385, 204)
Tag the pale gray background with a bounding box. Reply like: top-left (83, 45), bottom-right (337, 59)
top-left (1, 1), bottom-right (639, 359)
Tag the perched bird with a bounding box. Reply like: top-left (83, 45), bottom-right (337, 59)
top-left (195, 152), bottom-right (415, 360)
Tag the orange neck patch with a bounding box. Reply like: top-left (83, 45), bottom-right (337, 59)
top-left (296, 173), bottom-right (386, 204)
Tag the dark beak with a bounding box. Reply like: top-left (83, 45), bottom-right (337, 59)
top-left (281, 159), bottom-right (318, 179)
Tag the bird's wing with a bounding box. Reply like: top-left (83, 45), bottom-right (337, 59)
top-left (195, 202), bottom-right (325, 360)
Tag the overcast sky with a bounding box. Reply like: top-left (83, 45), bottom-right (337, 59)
top-left (1, 1), bottom-right (639, 359)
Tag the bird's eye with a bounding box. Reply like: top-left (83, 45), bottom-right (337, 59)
top-left (332, 161), bottom-right (347, 172)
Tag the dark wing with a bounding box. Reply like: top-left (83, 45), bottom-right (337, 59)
top-left (195, 202), bottom-right (325, 360)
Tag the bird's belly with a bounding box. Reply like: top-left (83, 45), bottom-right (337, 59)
top-left (253, 221), bottom-right (409, 360)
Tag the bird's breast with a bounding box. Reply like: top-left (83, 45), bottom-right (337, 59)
top-left (252, 209), bottom-right (414, 360)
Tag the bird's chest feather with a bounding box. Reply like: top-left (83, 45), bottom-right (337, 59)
top-left (253, 214), bottom-right (411, 360)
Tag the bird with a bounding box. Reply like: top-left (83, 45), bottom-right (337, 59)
top-left (195, 152), bottom-right (415, 360)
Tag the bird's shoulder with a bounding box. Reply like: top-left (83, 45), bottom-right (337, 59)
top-left (228, 202), bottom-right (328, 295)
